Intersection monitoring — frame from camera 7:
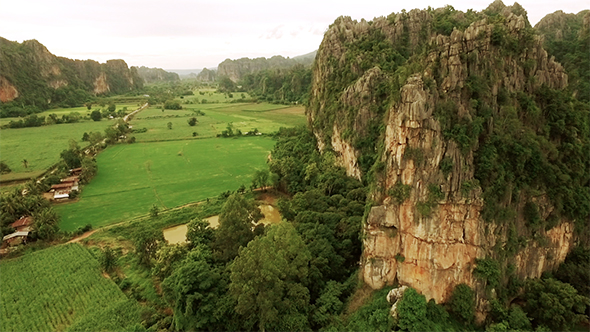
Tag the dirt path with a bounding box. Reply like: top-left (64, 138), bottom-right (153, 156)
top-left (124, 103), bottom-right (149, 122)
top-left (67, 229), bottom-right (98, 243)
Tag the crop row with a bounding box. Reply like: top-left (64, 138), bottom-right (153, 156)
top-left (0, 244), bottom-right (128, 332)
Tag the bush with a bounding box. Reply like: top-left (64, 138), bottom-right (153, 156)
top-left (448, 283), bottom-right (475, 323)
top-left (388, 181), bottom-right (411, 204)
top-left (474, 258), bottom-right (501, 289)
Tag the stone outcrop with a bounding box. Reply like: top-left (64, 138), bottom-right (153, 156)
top-left (0, 76), bottom-right (19, 102)
top-left (134, 66), bottom-right (180, 83)
top-left (307, 3), bottom-right (580, 319)
top-left (196, 68), bottom-right (217, 82)
top-left (218, 55), bottom-right (312, 82)
top-left (93, 72), bottom-right (110, 95)
top-left (0, 37), bottom-right (143, 105)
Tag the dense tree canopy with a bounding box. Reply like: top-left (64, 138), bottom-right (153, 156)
top-left (229, 222), bottom-right (311, 331)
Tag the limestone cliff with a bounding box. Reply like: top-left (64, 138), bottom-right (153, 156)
top-left (196, 68), bottom-right (217, 82)
top-left (0, 37), bottom-right (143, 107)
top-left (218, 54), bottom-right (314, 82)
top-left (134, 66), bottom-right (180, 83)
top-left (308, 1), bottom-right (588, 318)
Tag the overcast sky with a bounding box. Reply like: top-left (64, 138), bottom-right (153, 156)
top-left (1, 0), bottom-right (587, 70)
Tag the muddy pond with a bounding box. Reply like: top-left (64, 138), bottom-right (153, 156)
top-left (163, 204), bottom-right (281, 244)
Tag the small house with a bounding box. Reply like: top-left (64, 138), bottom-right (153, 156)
top-left (61, 176), bottom-right (79, 191)
top-left (11, 216), bottom-right (33, 232)
top-left (70, 168), bottom-right (82, 176)
top-left (2, 231), bottom-right (29, 247)
top-left (51, 183), bottom-right (73, 190)
top-left (54, 189), bottom-right (71, 200)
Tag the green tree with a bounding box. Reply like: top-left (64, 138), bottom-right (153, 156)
top-left (132, 228), bottom-right (164, 267)
top-left (33, 208), bottom-right (60, 240)
top-left (229, 222), bottom-right (311, 331)
top-left (167, 122), bottom-right (172, 130)
top-left (108, 103), bottom-right (116, 112)
top-left (186, 218), bottom-right (213, 247)
top-left (524, 278), bottom-right (589, 331)
top-left (152, 244), bottom-right (188, 279)
top-left (22, 159), bottom-right (28, 169)
top-left (187, 117), bottom-right (198, 126)
top-left (90, 110), bottom-right (102, 121)
top-left (252, 169), bottom-right (270, 191)
top-left (212, 193), bottom-right (262, 261)
top-left (162, 258), bottom-right (225, 331)
top-left (104, 127), bottom-right (118, 144)
top-left (448, 283), bottom-right (475, 324)
top-left (80, 157), bottom-right (97, 184)
top-left (100, 246), bottom-right (118, 273)
top-left (149, 204), bottom-right (159, 218)
top-left (396, 288), bottom-right (434, 331)
top-left (88, 131), bottom-right (105, 145)
top-left (217, 76), bottom-right (236, 93)
top-left (0, 161), bottom-right (11, 174)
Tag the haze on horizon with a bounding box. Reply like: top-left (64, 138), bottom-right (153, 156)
top-left (1, 0), bottom-right (587, 70)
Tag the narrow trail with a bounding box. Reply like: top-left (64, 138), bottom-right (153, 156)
top-left (67, 229), bottom-right (98, 243)
top-left (124, 103), bottom-right (149, 122)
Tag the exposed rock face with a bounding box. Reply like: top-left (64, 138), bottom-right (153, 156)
top-left (308, 3), bottom-right (581, 318)
top-left (134, 66), bottom-right (180, 83)
top-left (0, 76), bottom-right (19, 102)
top-left (218, 55), bottom-right (307, 82)
top-left (196, 68), bottom-right (217, 82)
top-left (535, 9), bottom-right (590, 41)
top-left (0, 76), bottom-right (18, 103)
top-left (0, 37), bottom-right (143, 105)
top-left (93, 72), bottom-right (110, 94)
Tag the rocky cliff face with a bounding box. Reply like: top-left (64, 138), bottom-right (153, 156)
top-left (134, 66), bottom-right (180, 83)
top-left (218, 56), bottom-right (295, 82)
top-left (0, 37), bottom-right (143, 105)
top-left (218, 54), bottom-right (313, 82)
top-left (196, 68), bottom-right (217, 82)
top-left (308, 2), bottom-right (587, 319)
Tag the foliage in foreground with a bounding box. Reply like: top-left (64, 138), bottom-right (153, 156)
top-left (0, 244), bottom-right (146, 332)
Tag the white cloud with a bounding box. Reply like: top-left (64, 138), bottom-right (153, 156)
top-left (0, 0), bottom-right (587, 69)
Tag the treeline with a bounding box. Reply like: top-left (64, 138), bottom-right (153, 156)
top-left (2, 104), bottom-right (130, 129)
top-left (214, 65), bottom-right (312, 105)
top-left (238, 65), bottom-right (312, 104)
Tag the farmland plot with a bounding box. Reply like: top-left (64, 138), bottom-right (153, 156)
top-left (0, 244), bottom-right (143, 332)
top-left (56, 136), bottom-right (276, 231)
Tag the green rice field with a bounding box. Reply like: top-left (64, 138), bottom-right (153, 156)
top-left (56, 136), bottom-right (276, 231)
top-left (128, 102), bottom-right (305, 142)
top-left (0, 244), bottom-right (143, 332)
top-left (0, 121), bottom-right (112, 181)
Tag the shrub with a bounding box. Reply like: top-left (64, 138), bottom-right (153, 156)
top-left (440, 157), bottom-right (453, 177)
top-left (448, 283), bottom-right (475, 323)
top-left (388, 181), bottom-right (411, 204)
top-left (474, 258), bottom-right (501, 289)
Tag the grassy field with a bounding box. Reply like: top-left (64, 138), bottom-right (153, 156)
top-left (0, 103), bottom-right (143, 181)
top-left (129, 102), bottom-right (305, 142)
top-left (56, 137), bottom-right (276, 231)
top-left (0, 244), bottom-right (144, 332)
top-left (0, 121), bottom-right (113, 179)
top-left (0, 119), bottom-right (122, 177)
